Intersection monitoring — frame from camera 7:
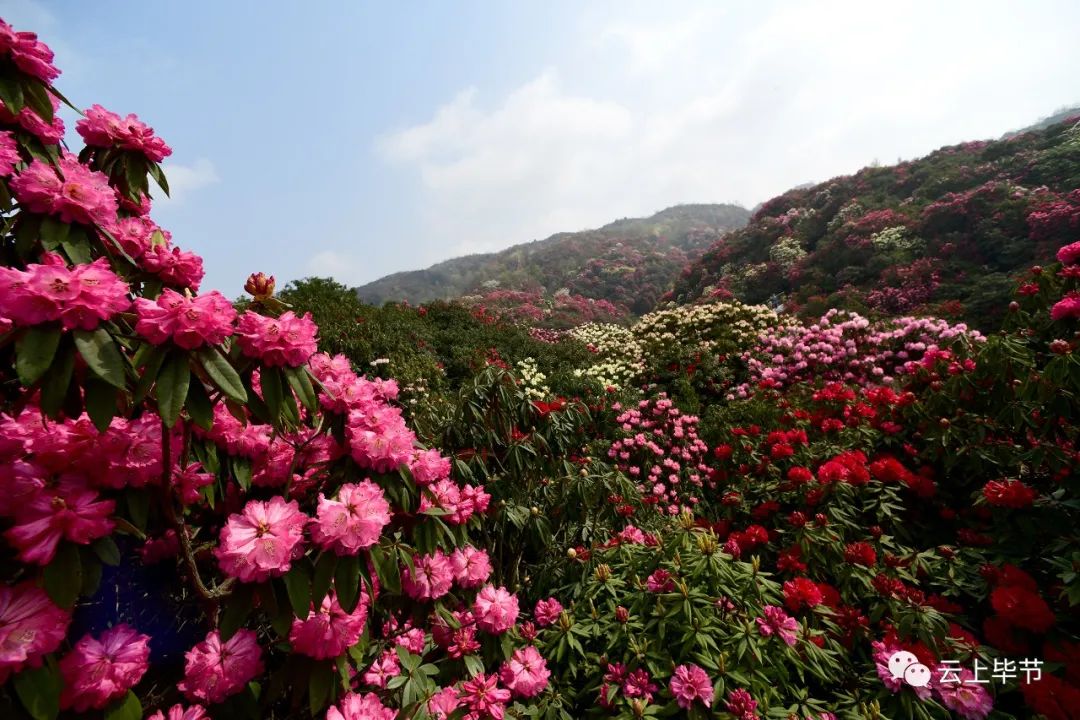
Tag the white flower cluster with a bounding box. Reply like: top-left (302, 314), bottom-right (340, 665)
top-left (514, 357), bottom-right (551, 400)
top-left (569, 323), bottom-right (645, 390)
top-left (769, 235), bottom-right (807, 270)
top-left (633, 300), bottom-right (784, 357)
top-left (870, 225), bottom-right (923, 254)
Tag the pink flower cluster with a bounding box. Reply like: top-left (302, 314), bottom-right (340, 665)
top-left (0, 129), bottom-right (18, 176)
top-left (178, 629), bottom-right (264, 705)
top-left (0, 252), bottom-right (130, 330)
top-left (607, 395), bottom-right (709, 514)
top-left (311, 479), bottom-right (391, 555)
top-left (76, 104), bottom-right (172, 162)
top-left (0, 19), bottom-right (59, 82)
top-left (10, 153), bottom-right (119, 226)
top-left (0, 91), bottom-right (63, 143)
top-left (135, 289), bottom-right (236, 349)
top-left (235, 310), bottom-right (318, 367)
top-left (0, 581), bottom-right (70, 682)
top-left (59, 624), bottom-right (151, 711)
top-left (290, 590), bottom-right (370, 659)
top-left (735, 309), bottom-right (983, 397)
top-left (215, 496), bottom-right (307, 582)
top-left (669, 663), bottom-right (713, 710)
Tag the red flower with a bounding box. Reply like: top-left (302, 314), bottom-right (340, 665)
top-left (991, 586), bottom-right (1055, 634)
top-left (982, 479), bottom-right (1037, 508)
top-left (843, 542), bottom-right (877, 567)
top-left (1021, 674), bottom-right (1080, 720)
top-left (783, 577), bottom-right (823, 613)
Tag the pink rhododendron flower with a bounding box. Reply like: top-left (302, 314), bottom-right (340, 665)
top-left (5, 476), bottom-right (115, 565)
top-left (646, 568), bottom-right (674, 592)
top-left (147, 704), bottom-right (208, 720)
top-left (76, 104), bottom-right (172, 162)
top-left (179, 629), bottom-right (264, 705)
top-left (289, 590), bottom-right (369, 660)
top-left (0, 130), bottom-right (18, 176)
top-left (362, 648), bottom-right (400, 688)
top-left (533, 597), bottom-right (562, 627)
top-left (670, 663), bottom-right (714, 710)
top-left (460, 672), bottom-right (511, 720)
top-left (0, 19), bottom-right (60, 81)
top-left (725, 688), bottom-right (759, 719)
top-left (327, 692), bottom-right (395, 720)
top-left (134, 289), bottom-right (237, 349)
top-left (0, 253), bottom-right (130, 330)
top-left (10, 153), bottom-right (118, 226)
top-left (173, 463), bottom-right (214, 505)
top-left (409, 447), bottom-right (451, 485)
top-left (450, 545), bottom-right (493, 588)
top-left (59, 624), bottom-right (151, 711)
top-left (311, 479), bottom-right (391, 555)
top-left (756, 605), bottom-right (799, 647)
top-left (0, 581), bottom-right (70, 682)
top-left (499, 645), bottom-right (550, 698)
top-left (473, 585), bottom-right (519, 634)
top-left (214, 497), bottom-right (307, 582)
top-left (1056, 240), bottom-right (1080, 266)
top-left (1051, 291), bottom-right (1080, 321)
top-left (140, 243), bottom-right (205, 290)
top-left (105, 216), bottom-right (167, 259)
top-left (427, 686), bottom-right (461, 719)
top-left (346, 404), bottom-right (415, 473)
top-left (235, 310), bottom-right (318, 367)
top-left (933, 668), bottom-right (992, 719)
top-left (402, 549), bottom-right (454, 600)
top-left (623, 668), bottom-right (658, 701)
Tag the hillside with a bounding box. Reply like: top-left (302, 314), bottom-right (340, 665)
top-left (669, 114), bottom-right (1080, 328)
top-left (354, 203), bottom-right (750, 315)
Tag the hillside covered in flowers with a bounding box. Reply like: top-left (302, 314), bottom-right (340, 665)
top-left (1, 18), bottom-right (1079, 720)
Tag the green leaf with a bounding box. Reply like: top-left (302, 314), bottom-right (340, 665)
top-left (371, 544), bottom-right (401, 595)
top-left (311, 552), bottom-right (337, 609)
top-left (84, 377), bottom-right (117, 432)
top-left (220, 584), bottom-right (254, 643)
top-left (92, 536), bottom-right (122, 566)
top-left (334, 554), bottom-right (361, 613)
top-left (40, 342), bottom-right (74, 418)
top-left (233, 457), bottom-right (252, 492)
top-left (21, 78), bottom-right (54, 122)
top-left (197, 347), bottom-right (247, 403)
top-left (74, 327), bottom-right (127, 389)
top-left (260, 366), bottom-right (284, 422)
top-left (308, 662), bottom-right (333, 716)
top-left (148, 161), bottom-right (171, 197)
top-left (43, 542), bottom-right (82, 609)
top-left (103, 690), bottom-right (142, 720)
top-left (13, 664), bottom-right (60, 720)
top-left (133, 344), bottom-right (167, 404)
top-left (123, 155), bottom-right (149, 200)
top-left (80, 554), bottom-right (103, 597)
top-left (15, 325), bottom-right (61, 386)
top-left (185, 378), bottom-right (214, 431)
top-left (0, 72), bottom-right (25, 114)
top-left (283, 563), bottom-right (313, 618)
top-left (284, 365), bottom-right (318, 413)
top-left (156, 350), bottom-right (191, 427)
top-left (125, 489), bottom-right (151, 532)
top-left (38, 217), bottom-right (69, 250)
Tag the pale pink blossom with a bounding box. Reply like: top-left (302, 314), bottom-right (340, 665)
top-left (499, 646), bottom-right (550, 698)
top-left (311, 480), bottom-right (391, 555)
top-left (214, 497), bottom-right (307, 583)
top-left (473, 585), bottom-right (519, 634)
top-left (450, 545), bottom-right (492, 589)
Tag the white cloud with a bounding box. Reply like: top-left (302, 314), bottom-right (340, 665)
top-left (376, 0), bottom-right (1080, 268)
top-left (307, 250), bottom-right (358, 281)
top-left (155, 158), bottom-right (220, 207)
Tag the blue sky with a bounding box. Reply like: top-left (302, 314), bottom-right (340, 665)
top-left (2, 0), bottom-right (1079, 294)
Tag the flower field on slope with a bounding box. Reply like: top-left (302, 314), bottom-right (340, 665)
top-left (1, 18), bottom-right (1079, 720)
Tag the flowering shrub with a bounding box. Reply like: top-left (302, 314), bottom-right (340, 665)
top-left (633, 300), bottom-right (782, 360)
top-left (569, 322), bottom-right (645, 390)
top-left (0, 24), bottom-right (539, 720)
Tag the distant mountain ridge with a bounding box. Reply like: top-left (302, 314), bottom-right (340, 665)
top-left (354, 204), bottom-right (750, 314)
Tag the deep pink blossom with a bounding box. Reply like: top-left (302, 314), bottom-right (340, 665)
top-left (0, 253), bottom-right (130, 330)
top-left (1051, 291), bottom-right (1080, 321)
top-left (361, 649), bottom-right (400, 689)
top-left (473, 585), bottom-right (519, 634)
top-left (311, 479), bottom-right (391, 555)
top-left (214, 497), bottom-right (307, 582)
top-left (725, 688), bottom-right (759, 719)
top-left (179, 629), bottom-right (264, 705)
top-left (0, 130), bottom-right (18, 176)
top-left (289, 590), bottom-right (369, 659)
top-left (59, 624), bottom-right (151, 711)
top-left (450, 545), bottom-right (492, 588)
top-left (756, 605), bottom-right (799, 646)
top-left (427, 686), bottom-right (461, 719)
top-left (533, 597), bottom-right (563, 627)
top-left (10, 153), bottom-right (118, 226)
top-left (402, 549), bottom-right (454, 600)
top-left (0, 581), bottom-right (70, 683)
top-left (460, 672), bottom-right (511, 720)
top-left (670, 663), bottom-right (713, 710)
top-left (140, 244), bottom-right (205, 290)
top-left (0, 19), bottom-right (60, 81)
top-left (173, 463), bottom-right (214, 505)
top-left (500, 645), bottom-right (550, 698)
top-left (5, 476), bottom-right (115, 565)
top-left (147, 704), bottom-right (208, 720)
top-left (327, 692), bottom-right (395, 720)
top-left (235, 310), bottom-right (318, 367)
top-left (409, 447), bottom-right (451, 485)
top-left (76, 104), bottom-right (172, 162)
top-left (134, 289), bottom-right (236, 349)
top-left (1058, 240), bottom-right (1080, 266)
top-left (104, 216), bottom-right (167, 259)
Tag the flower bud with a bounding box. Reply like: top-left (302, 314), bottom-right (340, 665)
top-left (244, 272), bottom-right (275, 299)
top-left (696, 533), bottom-right (718, 556)
top-left (1050, 339), bottom-right (1071, 355)
top-left (567, 547), bottom-right (577, 559)
top-left (615, 606), bottom-right (629, 624)
top-left (558, 611), bottom-right (574, 631)
top-left (595, 564), bottom-right (612, 582)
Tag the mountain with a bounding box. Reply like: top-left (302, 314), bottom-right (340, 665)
top-left (355, 204), bottom-right (750, 315)
top-left (669, 114), bottom-right (1080, 329)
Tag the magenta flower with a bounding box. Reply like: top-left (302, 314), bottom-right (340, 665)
top-left (1056, 240), bottom-right (1080, 266)
top-left (402, 549), bottom-right (454, 600)
top-left (361, 649), bottom-right (400, 689)
top-left (933, 668), bottom-right (992, 720)
top-left (669, 663), bottom-right (714, 710)
top-left (427, 686), bottom-right (462, 719)
top-left (409, 447), bottom-right (451, 485)
top-left (0, 253), bottom-right (130, 331)
top-left (460, 672), bottom-right (511, 720)
top-left (5, 476), bottom-right (115, 565)
top-left (533, 597), bottom-right (563, 627)
top-left (327, 692), bottom-right (395, 720)
top-left (724, 688), bottom-right (759, 719)
top-left (173, 463), bottom-right (214, 505)
top-left (0, 19), bottom-right (59, 82)
top-left (473, 585), bottom-right (519, 634)
top-left (235, 310), bottom-right (318, 368)
top-left (755, 605), bottom-right (799, 647)
top-left (140, 244), bottom-right (205, 290)
top-left (499, 645), bottom-right (550, 698)
top-left (0, 130), bottom-right (18, 177)
top-left (147, 705), bottom-right (208, 720)
top-left (178, 629), bottom-right (264, 705)
top-left (10, 153), bottom-right (118, 227)
top-left (623, 668), bottom-right (658, 702)
top-left (289, 591), bottom-right (369, 660)
top-left (106, 216), bottom-right (167, 259)
top-left (311, 479), bottom-right (391, 555)
top-left (450, 545), bottom-right (493, 589)
top-left (0, 581), bottom-right (70, 683)
top-left (134, 289), bottom-right (237, 349)
top-left (1051, 291), bottom-right (1080, 321)
top-left (214, 497), bottom-right (307, 583)
top-left (76, 104), bottom-right (172, 162)
top-left (59, 624), bottom-right (151, 711)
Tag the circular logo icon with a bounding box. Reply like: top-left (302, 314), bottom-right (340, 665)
top-left (904, 662), bottom-right (932, 687)
top-left (887, 650), bottom-right (918, 679)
